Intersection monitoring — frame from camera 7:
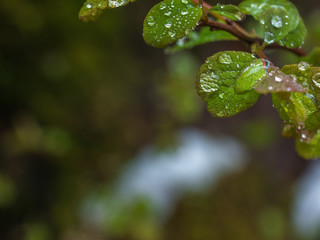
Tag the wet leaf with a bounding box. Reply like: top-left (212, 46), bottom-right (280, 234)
top-left (305, 111), bottom-right (320, 130)
top-left (165, 27), bottom-right (236, 54)
top-left (239, 0), bottom-right (300, 44)
top-left (272, 92), bottom-right (317, 126)
top-left (281, 63), bottom-right (320, 105)
top-left (234, 59), bottom-right (267, 94)
top-left (210, 4), bottom-right (244, 21)
top-left (254, 66), bottom-right (307, 94)
top-left (271, 63), bottom-right (320, 126)
top-left (143, 0), bottom-right (202, 48)
top-left (296, 130), bottom-right (320, 159)
top-left (196, 51), bottom-right (265, 118)
top-left (79, 0), bottom-right (135, 22)
top-left (282, 123), bottom-right (314, 143)
top-left (282, 123), bottom-right (297, 138)
top-left (278, 17), bottom-right (307, 48)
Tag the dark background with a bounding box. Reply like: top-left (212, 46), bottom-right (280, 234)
top-left (1, 0), bottom-right (320, 239)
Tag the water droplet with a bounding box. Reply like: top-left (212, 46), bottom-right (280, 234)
top-left (268, 86), bottom-right (274, 90)
top-left (160, 3), bottom-right (166, 10)
top-left (298, 61), bottom-right (310, 71)
top-left (271, 16), bottom-right (283, 28)
top-left (217, 111), bottom-right (224, 117)
top-left (275, 76), bottom-right (282, 82)
top-left (301, 133), bottom-right (307, 139)
top-left (208, 63), bottom-right (214, 69)
top-left (312, 73), bottom-right (320, 88)
top-left (218, 53), bottom-right (232, 64)
top-left (147, 16), bottom-right (155, 26)
top-left (199, 73), bottom-right (219, 92)
top-left (165, 11), bottom-right (171, 16)
top-left (264, 32), bottom-right (275, 44)
top-left (181, 10), bottom-right (189, 15)
top-left (108, 0), bottom-right (123, 8)
top-left (168, 31), bottom-right (175, 38)
top-left (165, 22), bottom-right (172, 28)
top-left (182, 0), bottom-right (188, 4)
top-left (86, 3), bottom-right (92, 8)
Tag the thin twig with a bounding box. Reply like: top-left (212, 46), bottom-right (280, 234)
top-left (191, 0), bottom-right (308, 57)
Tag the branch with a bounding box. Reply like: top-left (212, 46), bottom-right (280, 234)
top-left (191, 0), bottom-right (307, 57)
top-left (266, 43), bottom-right (307, 56)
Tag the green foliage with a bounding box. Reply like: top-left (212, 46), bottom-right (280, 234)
top-left (142, 0), bottom-right (202, 48)
top-left (78, 0), bottom-right (320, 159)
top-left (196, 51), bottom-right (265, 117)
top-left (278, 17), bottom-right (307, 48)
top-left (254, 66), bottom-right (306, 94)
top-left (239, 0), bottom-right (305, 46)
top-left (296, 130), bottom-right (320, 159)
top-left (79, 0), bottom-right (135, 22)
top-left (210, 4), bottom-right (244, 21)
top-left (165, 27), bottom-right (236, 54)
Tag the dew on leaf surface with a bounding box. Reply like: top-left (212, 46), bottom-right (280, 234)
top-left (218, 53), bottom-right (232, 64)
top-left (298, 61), bottom-right (310, 71)
top-left (160, 3), bottom-right (167, 9)
top-left (271, 15), bottom-right (283, 28)
top-left (165, 22), bottom-right (172, 28)
top-left (275, 76), bottom-right (282, 82)
top-left (312, 73), bottom-right (320, 88)
top-left (181, 10), bottom-right (189, 15)
top-left (147, 16), bottom-right (155, 26)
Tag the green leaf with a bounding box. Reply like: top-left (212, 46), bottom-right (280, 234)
top-left (282, 123), bottom-right (298, 138)
top-left (143, 0), bottom-right (202, 48)
top-left (165, 27), bottom-right (236, 54)
top-left (196, 51), bottom-right (266, 118)
top-left (296, 130), bottom-right (320, 159)
top-left (79, 0), bottom-right (135, 22)
top-left (210, 4), bottom-right (244, 21)
top-left (239, 0), bottom-right (300, 44)
top-left (305, 111), bottom-right (320, 130)
top-left (234, 59), bottom-right (267, 94)
top-left (301, 47), bottom-right (320, 67)
top-left (271, 63), bottom-right (320, 126)
top-left (272, 92), bottom-right (317, 126)
top-left (281, 63), bottom-right (320, 105)
top-left (278, 17), bottom-right (307, 48)
top-left (254, 66), bottom-right (307, 94)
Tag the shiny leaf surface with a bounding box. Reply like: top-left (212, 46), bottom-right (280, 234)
top-left (143, 0), bottom-right (202, 48)
top-left (210, 4), bottom-right (244, 21)
top-left (196, 51), bottom-right (265, 117)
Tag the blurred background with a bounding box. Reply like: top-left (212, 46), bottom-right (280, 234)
top-left (1, 0), bottom-right (320, 239)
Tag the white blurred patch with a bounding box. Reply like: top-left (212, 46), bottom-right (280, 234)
top-left (81, 128), bottom-right (247, 225)
top-left (293, 160), bottom-right (320, 239)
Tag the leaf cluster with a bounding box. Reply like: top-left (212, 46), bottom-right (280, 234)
top-left (78, 0), bottom-right (320, 160)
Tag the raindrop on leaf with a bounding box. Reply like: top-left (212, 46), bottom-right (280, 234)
top-left (271, 16), bottom-right (283, 28)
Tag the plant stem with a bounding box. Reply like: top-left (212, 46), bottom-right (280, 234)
top-left (191, 0), bottom-right (307, 57)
